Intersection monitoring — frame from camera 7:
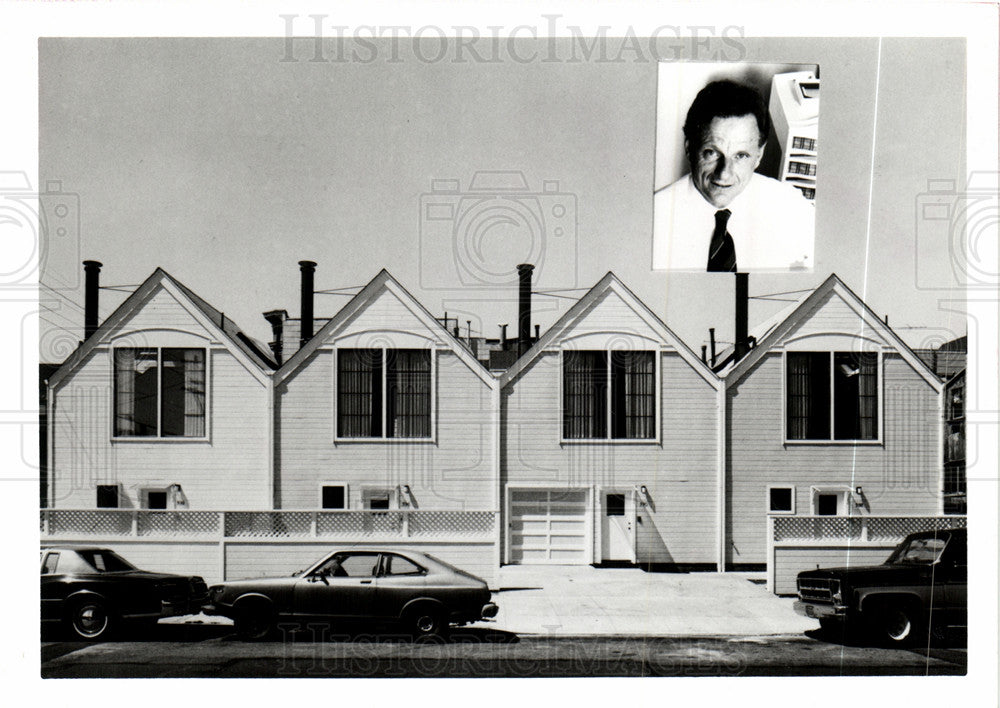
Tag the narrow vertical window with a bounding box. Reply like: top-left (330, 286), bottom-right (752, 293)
top-left (563, 351), bottom-right (607, 439)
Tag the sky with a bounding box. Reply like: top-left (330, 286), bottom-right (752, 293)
top-left (37, 36), bottom-right (970, 363)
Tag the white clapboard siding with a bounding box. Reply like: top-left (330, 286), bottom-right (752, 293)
top-left (51, 348), bottom-right (270, 511)
top-left (726, 353), bottom-right (940, 566)
top-left (114, 286), bottom-right (216, 340)
top-left (277, 349), bottom-right (495, 510)
top-left (503, 351), bottom-right (718, 565)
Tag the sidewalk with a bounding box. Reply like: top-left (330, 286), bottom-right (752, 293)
top-left (488, 565), bottom-right (816, 636)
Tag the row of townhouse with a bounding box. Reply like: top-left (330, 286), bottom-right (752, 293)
top-left (45, 260), bottom-right (950, 572)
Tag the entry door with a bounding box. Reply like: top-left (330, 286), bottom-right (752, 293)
top-left (601, 491), bottom-right (635, 562)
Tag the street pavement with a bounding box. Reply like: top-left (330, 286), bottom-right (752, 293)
top-left (168, 565), bottom-right (816, 637)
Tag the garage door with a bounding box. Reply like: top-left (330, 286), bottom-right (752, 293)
top-left (509, 488), bottom-right (589, 564)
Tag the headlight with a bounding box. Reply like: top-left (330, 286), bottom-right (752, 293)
top-left (830, 580), bottom-right (843, 604)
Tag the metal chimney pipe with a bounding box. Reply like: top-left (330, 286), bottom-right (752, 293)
top-left (709, 328), bottom-right (717, 367)
top-left (701, 345), bottom-right (708, 364)
top-left (517, 264), bottom-right (534, 358)
top-left (735, 272), bottom-right (749, 362)
top-left (299, 261), bottom-right (316, 347)
top-left (500, 324), bottom-right (508, 349)
top-left (83, 260), bottom-right (102, 340)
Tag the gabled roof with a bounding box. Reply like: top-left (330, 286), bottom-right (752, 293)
top-left (499, 271), bottom-right (719, 388)
top-left (274, 269), bottom-right (497, 388)
top-left (722, 273), bottom-right (943, 391)
top-left (49, 268), bottom-right (276, 390)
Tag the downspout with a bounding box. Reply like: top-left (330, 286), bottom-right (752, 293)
top-left (717, 379), bottom-right (727, 572)
top-left (267, 375), bottom-right (276, 509)
top-left (937, 378), bottom-right (944, 515)
top-left (492, 379), bottom-right (502, 586)
top-left (47, 383), bottom-right (55, 509)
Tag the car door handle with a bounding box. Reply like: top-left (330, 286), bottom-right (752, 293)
top-left (360, 579), bottom-right (372, 584)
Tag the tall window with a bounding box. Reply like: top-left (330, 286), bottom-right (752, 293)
top-left (114, 348), bottom-right (206, 438)
top-left (563, 350), bottom-right (656, 440)
top-left (787, 351), bottom-right (878, 441)
top-left (337, 348), bottom-right (431, 439)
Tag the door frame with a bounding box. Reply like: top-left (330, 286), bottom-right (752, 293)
top-left (596, 485), bottom-right (637, 564)
top-left (504, 484), bottom-right (593, 565)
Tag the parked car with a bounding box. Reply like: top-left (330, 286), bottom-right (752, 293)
top-left (794, 528), bottom-right (967, 645)
top-left (41, 545), bottom-right (209, 640)
top-left (203, 548), bottom-right (499, 640)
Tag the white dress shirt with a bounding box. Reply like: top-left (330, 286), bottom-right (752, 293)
top-left (652, 173), bottom-right (815, 271)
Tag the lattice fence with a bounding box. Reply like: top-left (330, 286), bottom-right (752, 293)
top-left (224, 512), bottom-right (312, 538)
top-left (408, 511), bottom-right (495, 538)
top-left (773, 515), bottom-right (966, 543)
top-left (45, 510), bottom-right (133, 536)
top-left (138, 511), bottom-right (221, 537)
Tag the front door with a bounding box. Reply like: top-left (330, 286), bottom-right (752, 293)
top-left (601, 491), bottom-right (634, 562)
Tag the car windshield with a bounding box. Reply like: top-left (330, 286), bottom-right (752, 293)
top-left (887, 536), bottom-right (948, 565)
top-left (77, 549), bottom-right (137, 572)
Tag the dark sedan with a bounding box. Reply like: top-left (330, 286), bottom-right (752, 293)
top-left (41, 545), bottom-right (209, 640)
top-left (203, 548), bottom-right (498, 640)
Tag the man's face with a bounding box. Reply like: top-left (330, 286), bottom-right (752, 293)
top-left (687, 114), bottom-right (764, 209)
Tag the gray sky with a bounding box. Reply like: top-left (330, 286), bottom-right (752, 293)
top-left (39, 37), bottom-right (968, 361)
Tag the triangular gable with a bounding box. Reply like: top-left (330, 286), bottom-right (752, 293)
top-left (500, 272), bottom-right (718, 388)
top-left (275, 270), bottom-right (497, 389)
top-left (724, 273), bottom-right (943, 391)
top-left (49, 268), bottom-right (275, 390)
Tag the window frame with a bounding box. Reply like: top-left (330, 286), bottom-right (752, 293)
top-left (96, 484), bottom-right (121, 509)
top-left (319, 482), bottom-right (350, 510)
top-left (361, 485), bottom-right (398, 510)
top-left (766, 485), bottom-right (796, 515)
top-left (140, 486), bottom-right (176, 510)
top-left (808, 485), bottom-right (855, 516)
top-left (559, 348), bottom-right (661, 444)
top-left (110, 346), bottom-right (210, 442)
top-left (783, 349), bottom-right (883, 445)
top-left (333, 347), bottom-right (436, 443)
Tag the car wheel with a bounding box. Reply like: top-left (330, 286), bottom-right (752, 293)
top-left (407, 606), bottom-right (446, 641)
top-left (877, 603), bottom-right (923, 646)
top-left (68, 598), bottom-right (113, 641)
top-left (234, 600), bottom-right (274, 641)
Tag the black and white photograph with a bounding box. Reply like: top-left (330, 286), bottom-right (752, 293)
top-left (1, 2), bottom-right (998, 703)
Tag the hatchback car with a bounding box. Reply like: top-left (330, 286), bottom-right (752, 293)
top-left (41, 545), bottom-right (209, 640)
top-left (203, 548), bottom-right (498, 640)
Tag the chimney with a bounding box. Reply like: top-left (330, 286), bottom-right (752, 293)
top-left (517, 263), bottom-right (534, 358)
top-left (709, 328), bottom-right (717, 367)
top-left (263, 309), bottom-right (288, 365)
top-left (534, 324), bottom-right (540, 341)
top-left (734, 272), bottom-right (749, 362)
top-left (701, 345), bottom-right (708, 364)
top-left (299, 261), bottom-right (316, 348)
top-left (83, 260), bottom-right (102, 340)
top-left (500, 324), bottom-right (508, 349)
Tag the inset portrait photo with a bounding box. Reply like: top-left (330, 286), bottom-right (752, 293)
top-left (652, 62), bottom-right (819, 272)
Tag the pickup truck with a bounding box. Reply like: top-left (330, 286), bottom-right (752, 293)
top-left (794, 527), bottom-right (966, 645)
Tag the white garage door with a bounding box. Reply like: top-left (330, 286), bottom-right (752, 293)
top-left (509, 488), bottom-right (589, 564)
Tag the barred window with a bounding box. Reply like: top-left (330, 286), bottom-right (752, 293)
top-left (337, 348), bottom-right (431, 439)
top-left (563, 350), bottom-right (656, 440)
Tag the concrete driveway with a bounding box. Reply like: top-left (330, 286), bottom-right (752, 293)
top-left (490, 565), bottom-right (817, 636)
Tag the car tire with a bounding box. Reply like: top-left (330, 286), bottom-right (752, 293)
top-left (406, 606), bottom-right (446, 642)
top-left (876, 602), bottom-right (924, 646)
top-left (234, 599), bottom-right (275, 641)
top-left (68, 597), bottom-right (114, 641)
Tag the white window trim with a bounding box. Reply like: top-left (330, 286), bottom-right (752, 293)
top-left (360, 485), bottom-right (399, 510)
top-left (109, 346), bottom-right (211, 443)
top-left (140, 486), bottom-right (177, 510)
top-left (766, 484), bottom-right (796, 515)
top-left (782, 349), bottom-right (884, 446)
top-left (318, 482), bottom-right (350, 510)
top-left (558, 349), bottom-right (661, 445)
top-left (333, 347), bottom-right (437, 443)
top-left (809, 485), bottom-right (856, 516)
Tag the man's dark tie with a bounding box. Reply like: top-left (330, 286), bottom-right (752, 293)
top-left (707, 208), bottom-right (737, 272)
